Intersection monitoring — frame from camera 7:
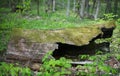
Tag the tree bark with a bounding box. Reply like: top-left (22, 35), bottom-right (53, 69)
top-left (114, 0), bottom-right (118, 15)
top-left (66, 0), bottom-right (70, 17)
top-left (52, 0), bottom-right (55, 12)
top-left (91, 0), bottom-right (97, 16)
top-left (85, 0), bottom-right (90, 17)
top-left (8, 0), bottom-right (11, 8)
top-left (92, 0), bottom-right (96, 11)
top-left (37, 0), bottom-right (40, 16)
top-left (105, 0), bottom-right (112, 13)
top-left (80, 0), bottom-right (86, 19)
top-left (94, 0), bottom-right (100, 20)
top-left (22, 0), bottom-right (25, 8)
top-left (73, 0), bottom-right (76, 12)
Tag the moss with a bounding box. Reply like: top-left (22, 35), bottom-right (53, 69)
top-left (97, 20), bottom-right (116, 29)
top-left (10, 28), bottom-right (24, 44)
top-left (63, 27), bottom-right (102, 45)
top-left (11, 27), bottom-right (101, 46)
top-left (10, 21), bottom-right (116, 46)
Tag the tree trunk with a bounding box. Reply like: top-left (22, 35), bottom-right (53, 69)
top-left (85, 0), bottom-right (90, 17)
top-left (45, 0), bottom-right (53, 13)
top-left (8, 0), bottom-right (11, 8)
top-left (80, 0), bottom-right (86, 19)
top-left (22, 0), bottom-right (25, 7)
top-left (37, 0), bottom-right (40, 16)
top-left (114, 0), bottom-right (118, 15)
top-left (52, 0), bottom-right (55, 12)
top-left (105, 0), bottom-right (112, 13)
top-left (91, 0), bottom-right (96, 15)
top-left (73, 0), bottom-right (76, 12)
top-left (11, 0), bottom-right (16, 12)
top-left (92, 0), bottom-right (96, 11)
top-left (94, 0), bottom-right (100, 20)
top-left (66, 0), bottom-right (70, 17)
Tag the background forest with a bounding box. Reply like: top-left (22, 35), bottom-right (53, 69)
top-left (0, 0), bottom-right (120, 76)
top-left (0, 0), bottom-right (120, 29)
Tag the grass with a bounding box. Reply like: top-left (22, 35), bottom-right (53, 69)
top-left (0, 9), bottom-right (101, 30)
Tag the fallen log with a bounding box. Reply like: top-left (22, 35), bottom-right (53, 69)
top-left (2, 21), bottom-right (116, 66)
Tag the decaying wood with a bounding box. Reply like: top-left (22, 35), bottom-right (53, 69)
top-left (1, 21), bottom-right (116, 67)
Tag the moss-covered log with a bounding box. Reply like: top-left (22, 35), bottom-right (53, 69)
top-left (10, 21), bottom-right (115, 46)
top-left (3, 21), bottom-right (116, 67)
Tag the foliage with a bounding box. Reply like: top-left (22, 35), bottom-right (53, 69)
top-left (117, 18), bottom-right (120, 24)
top-left (0, 13), bottom-right (23, 29)
top-left (0, 13), bottom-right (21, 52)
top-left (0, 62), bottom-right (32, 76)
top-left (110, 27), bottom-right (120, 52)
top-left (76, 54), bottom-right (118, 76)
top-left (103, 13), bottom-right (118, 21)
top-left (0, 29), bottom-right (10, 52)
top-left (78, 55), bottom-right (90, 60)
top-left (16, 0), bottom-right (31, 13)
top-left (37, 51), bottom-right (72, 76)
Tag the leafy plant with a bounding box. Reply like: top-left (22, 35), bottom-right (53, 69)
top-left (76, 54), bottom-right (118, 76)
top-left (78, 55), bottom-right (89, 60)
top-left (16, 0), bottom-right (31, 14)
top-left (0, 62), bottom-right (32, 76)
top-left (0, 29), bottom-right (11, 52)
top-left (103, 13), bottom-right (118, 21)
top-left (37, 51), bottom-right (72, 76)
top-left (117, 18), bottom-right (120, 24)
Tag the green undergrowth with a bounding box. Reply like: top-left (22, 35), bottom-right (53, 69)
top-left (0, 62), bottom-right (32, 76)
top-left (0, 51), bottom-right (119, 76)
top-left (0, 7), bottom-right (103, 30)
top-left (76, 54), bottom-right (119, 76)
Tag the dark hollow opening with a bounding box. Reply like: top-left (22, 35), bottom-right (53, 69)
top-left (52, 42), bottom-right (110, 59)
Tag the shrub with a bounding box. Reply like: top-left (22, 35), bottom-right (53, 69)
top-left (37, 51), bottom-right (72, 76)
top-left (0, 62), bottom-right (31, 76)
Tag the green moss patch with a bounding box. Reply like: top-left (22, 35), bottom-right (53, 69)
top-left (10, 21), bottom-right (116, 46)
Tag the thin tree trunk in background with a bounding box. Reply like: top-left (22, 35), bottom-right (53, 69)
top-left (80, 0), bottom-right (86, 19)
top-left (37, 0), bottom-right (40, 16)
top-left (22, 0), bottom-right (25, 7)
top-left (52, 0), bottom-right (55, 12)
top-left (85, 0), bottom-right (90, 17)
top-left (45, 0), bottom-right (51, 13)
top-left (105, 0), bottom-right (112, 13)
top-left (8, 0), bottom-right (11, 8)
top-left (11, 0), bottom-right (16, 12)
top-left (73, 0), bottom-right (76, 12)
top-left (94, 0), bottom-right (100, 20)
top-left (114, 0), bottom-right (118, 15)
top-left (66, 0), bottom-right (70, 17)
top-left (75, 0), bottom-right (80, 17)
top-left (92, 0), bottom-right (96, 13)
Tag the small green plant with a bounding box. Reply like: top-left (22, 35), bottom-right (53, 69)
top-left (0, 62), bottom-right (31, 76)
top-left (117, 18), bottom-right (120, 24)
top-left (37, 51), bottom-right (72, 76)
top-left (0, 29), bottom-right (11, 52)
top-left (78, 55), bottom-right (89, 60)
top-left (103, 13), bottom-right (118, 20)
top-left (76, 54), bottom-right (118, 76)
top-left (16, 0), bottom-right (31, 13)
top-left (110, 25), bottom-right (120, 53)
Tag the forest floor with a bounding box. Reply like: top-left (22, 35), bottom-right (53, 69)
top-left (0, 7), bottom-right (120, 76)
